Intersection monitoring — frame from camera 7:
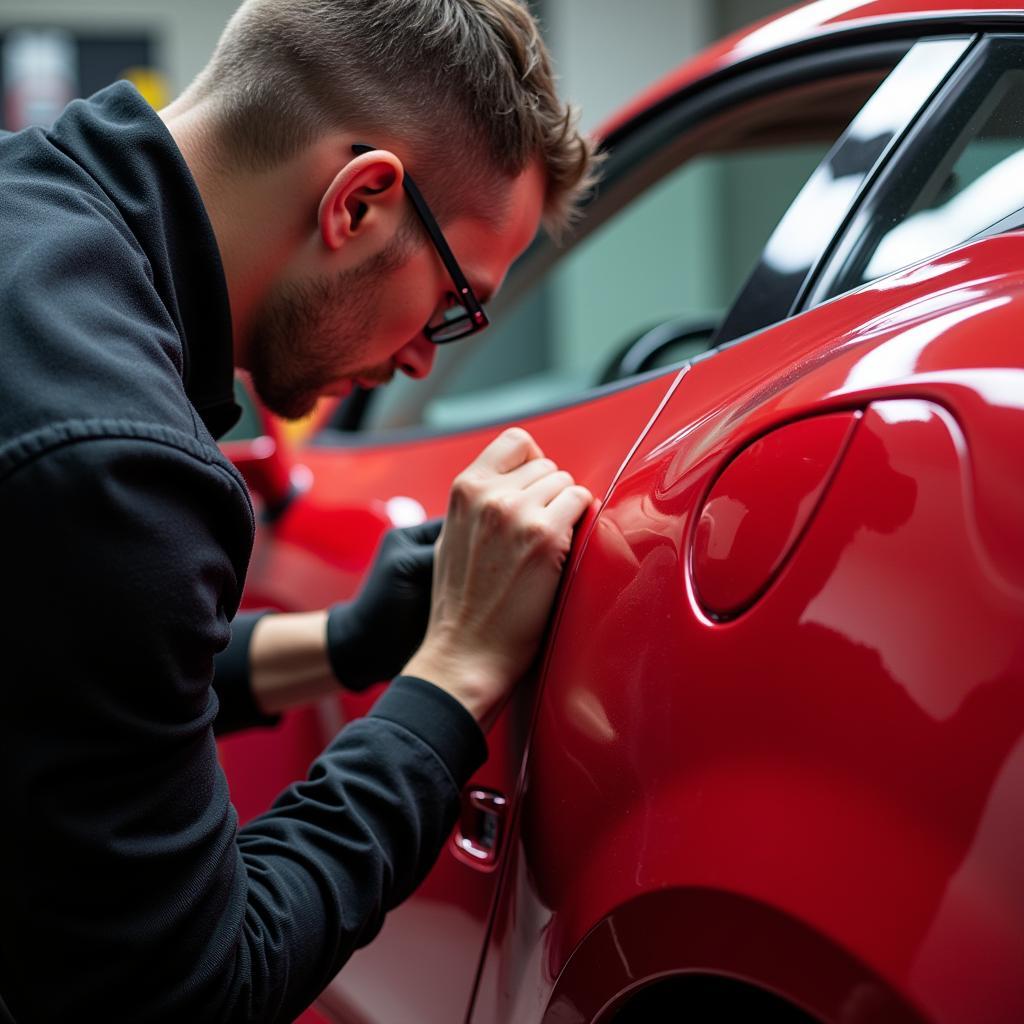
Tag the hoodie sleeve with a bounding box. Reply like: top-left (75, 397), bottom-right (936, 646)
top-left (0, 433), bottom-right (486, 1024)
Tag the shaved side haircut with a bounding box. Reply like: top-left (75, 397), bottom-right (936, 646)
top-left (183, 0), bottom-right (600, 238)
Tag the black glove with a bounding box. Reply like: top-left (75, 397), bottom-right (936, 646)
top-left (326, 518), bottom-right (443, 691)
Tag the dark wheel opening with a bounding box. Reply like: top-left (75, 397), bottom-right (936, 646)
top-left (611, 973), bottom-right (820, 1023)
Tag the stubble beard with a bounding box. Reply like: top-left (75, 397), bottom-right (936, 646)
top-left (248, 226), bottom-right (417, 420)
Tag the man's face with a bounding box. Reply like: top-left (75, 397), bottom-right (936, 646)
top-left (247, 161), bottom-right (546, 420)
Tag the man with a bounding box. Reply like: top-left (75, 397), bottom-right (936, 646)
top-left (0, 1), bottom-right (598, 1020)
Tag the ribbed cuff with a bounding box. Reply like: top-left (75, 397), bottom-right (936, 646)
top-left (211, 610), bottom-right (282, 735)
top-left (369, 676), bottom-right (488, 787)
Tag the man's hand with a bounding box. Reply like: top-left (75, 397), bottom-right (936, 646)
top-left (327, 519), bottom-right (443, 690)
top-left (403, 427), bottom-right (593, 727)
top-left (249, 521), bottom-right (441, 714)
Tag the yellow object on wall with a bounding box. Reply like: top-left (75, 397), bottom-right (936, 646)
top-left (122, 67), bottom-right (170, 109)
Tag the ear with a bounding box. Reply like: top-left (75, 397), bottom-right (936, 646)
top-left (317, 149), bottom-right (405, 252)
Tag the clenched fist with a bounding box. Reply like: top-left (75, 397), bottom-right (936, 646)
top-left (403, 427), bottom-right (592, 727)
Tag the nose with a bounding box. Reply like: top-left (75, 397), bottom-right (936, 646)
top-left (395, 334), bottom-right (436, 380)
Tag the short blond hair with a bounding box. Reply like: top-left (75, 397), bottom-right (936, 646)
top-left (187, 0), bottom-right (600, 238)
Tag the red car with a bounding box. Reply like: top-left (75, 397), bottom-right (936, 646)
top-left (219, 2), bottom-right (1024, 1021)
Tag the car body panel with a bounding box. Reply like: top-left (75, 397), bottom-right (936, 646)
top-left (468, 235), bottom-right (1024, 1023)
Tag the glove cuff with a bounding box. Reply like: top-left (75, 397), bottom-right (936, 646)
top-left (325, 602), bottom-right (372, 691)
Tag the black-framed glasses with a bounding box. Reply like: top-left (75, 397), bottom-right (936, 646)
top-left (352, 144), bottom-right (489, 343)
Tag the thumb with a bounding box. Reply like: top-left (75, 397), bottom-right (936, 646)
top-left (392, 517), bottom-right (442, 583)
top-left (401, 517), bottom-right (444, 548)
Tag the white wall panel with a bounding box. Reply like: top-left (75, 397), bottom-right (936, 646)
top-left (543, 0), bottom-right (713, 133)
top-left (0, 0), bottom-right (237, 94)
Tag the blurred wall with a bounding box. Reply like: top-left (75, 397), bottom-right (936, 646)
top-left (543, 0), bottom-right (714, 134)
top-left (0, 0), bottom-right (235, 100)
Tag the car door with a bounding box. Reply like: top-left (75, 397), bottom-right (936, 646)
top-left (218, 32), bottom-right (973, 1024)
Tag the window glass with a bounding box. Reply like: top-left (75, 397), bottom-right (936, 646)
top-left (364, 67), bottom-right (891, 433)
top-left (823, 41), bottom-right (1024, 298)
top-left (421, 151), bottom-right (821, 430)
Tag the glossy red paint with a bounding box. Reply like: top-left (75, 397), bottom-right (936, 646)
top-left (601, 1), bottom-right (1024, 138)
top-left (692, 410), bottom-right (860, 618)
top-left (468, 236), bottom-right (1024, 1024)
top-left (214, 4), bottom-right (1024, 1019)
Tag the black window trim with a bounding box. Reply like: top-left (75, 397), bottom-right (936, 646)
top-left (969, 203), bottom-right (1024, 242)
top-left (714, 34), bottom-right (978, 344)
top-left (598, 12), bottom-right (1024, 151)
top-left (801, 32), bottom-right (1024, 309)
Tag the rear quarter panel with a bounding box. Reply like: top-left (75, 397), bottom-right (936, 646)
top-left (469, 235), bottom-right (1024, 1024)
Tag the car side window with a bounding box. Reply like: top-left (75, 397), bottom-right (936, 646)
top-left (413, 140), bottom-right (829, 431)
top-left (360, 58), bottom-right (901, 434)
top-left (816, 36), bottom-right (1024, 301)
top-left (218, 379), bottom-right (264, 442)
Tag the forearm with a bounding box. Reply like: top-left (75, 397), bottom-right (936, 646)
top-left (249, 611), bottom-right (486, 724)
top-left (250, 610), bottom-right (338, 715)
top-left (404, 638), bottom-right (499, 727)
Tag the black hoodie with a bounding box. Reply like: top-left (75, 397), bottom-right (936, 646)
top-left (0, 83), bottom-right (485, 1023)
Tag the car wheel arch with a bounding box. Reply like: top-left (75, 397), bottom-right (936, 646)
top-left (535, 885), bottom-right (928, 1024)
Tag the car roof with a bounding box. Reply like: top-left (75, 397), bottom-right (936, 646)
top-left (599, 0), bottom-right (1024, 138)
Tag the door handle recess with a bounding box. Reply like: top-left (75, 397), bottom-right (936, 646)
top-left (691, 411), bottom-right (861, 618)
top-left (453, 788), bottom-right (507, 869)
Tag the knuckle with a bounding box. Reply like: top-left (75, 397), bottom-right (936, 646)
top-left (481, 492), bottom-right (515, 522)
top-left (451, 471), bottom-right (479, 503)
top-left (522, 515), bottom-right (555, 548)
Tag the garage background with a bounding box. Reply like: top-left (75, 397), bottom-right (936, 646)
top-left (0, 2), bottom-right (795, 131)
